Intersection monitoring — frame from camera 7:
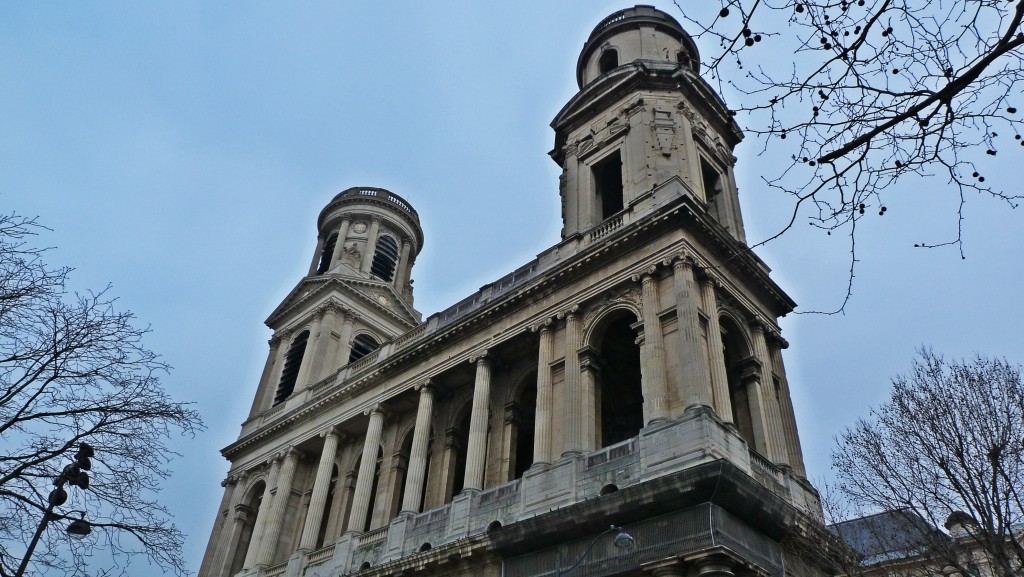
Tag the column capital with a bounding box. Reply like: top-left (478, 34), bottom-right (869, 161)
top-left (579, 348), bottom-right (603, 374)
top-left (528, 318), bottom-right (554, 333)
top-left (557, 304), bottom-right (581, 320)
top-left (468, 349), bottom-right (491, 365)
top-left (672, 252), bottom-right (697, 271)
top-left (504, 401), bottom-right (524, 425)
top-left (748, 316), bottom-right (770, 334)
top-left (370, 216), bottom-right (382, 225)
top-left (631, 264), bottom-right (660, 283)
top-left (364, 403), bottom-right (390, 418)
top-left (319, 426), bottom-right (344, 440)
top-left (414, 379), bottom-right (439, 394)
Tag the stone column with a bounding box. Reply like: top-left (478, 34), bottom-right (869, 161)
top-left (359, 217), bottom-right (381, 274)
top-left (750, 321), bottom-right (789, 465)
top-left (401, 381), bottom-right (435, 513)
top-left (248, 336), bottom-right (284, 419)
top-left (696, 558), bottom-right (736, 577)
top-left (254, 449), bottom-right (300, 566)
top-left (394, 238), bottom-right (412, 290)
top-left (329, 218), bottom-right (352, 268)
top-left (561, 308), bottom-right (583, 455)
top-left (203, 475), bottom-right (241, 577)
top-left (463, 352), bottom-right (492, 491)
top-left (308, 235), bottom-right (326, 276)
top-left (293, 312), bottom-right (323, 394)
top-left (338, 312), bottom-right (356, 367)
top-left (532, 321), bottom-right (554, 465)
top-left (645, 560), bottom-right (686, 577)
top-left (673, 256), bottom-right (711, 409)
top-left (243, 457), bottom-right (281, 569)
top-left (307, 305), bottom-right (340, 384)
top-left (579, 349), bottom-right (600, 450)
top-left (701, 277), bottom-right (732, 423)
top-left (299, 429), bottom-right (341, 550)
top-left (347, 405), bottom-right (386, 532)
top-left (638, 271), bottom-right (670, 423)
top-left (770, 340), bottom-right (806, 475)
top-left (499, 402), bottom-right (522, 480)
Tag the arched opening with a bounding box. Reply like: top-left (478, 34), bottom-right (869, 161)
top-left (593, 310), bottom-right (643, 448)
top-left (388, 430), bottom-right (414, 520)
top-left (348, 333), bottom-right (380, 363)
top-left (486, 520), bottom-right (502, 532)
top-left (274, 330), bottom-right (310, 405)
top-left (593, 150), bottom-right (624, 220)
top-left (447, 410), bottom-right (471, 502)
top-left (314, 465), bottom-right (339, 549)
top-left (370, 235), bottom-right (399, 282)
top-left (599, 483), bottom-right (619, 496)
top-left (317, 232), bottom-right (339, 274)
top-left (364, 446), bottom-right (384, 531)
top-left (720, 316), bottom-right (755, 447)
top-left (418, 543), bottom-right (432, 552)
top-left (509, 371), bottom-right (537, 480)
top-left (598, 48), bottom-right (619, 74)
top-left (360, 562), bottom-right (371, 570)
top-left (230, 481), bottom-right (266, 575)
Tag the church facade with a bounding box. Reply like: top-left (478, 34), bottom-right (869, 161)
top-left (198, 6), bottom-right (841, 577)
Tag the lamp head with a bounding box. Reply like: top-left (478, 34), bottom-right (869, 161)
top-left (66, 518), bottom-right (91, 539)
top-left (612, 527), bottom-right (634, 550)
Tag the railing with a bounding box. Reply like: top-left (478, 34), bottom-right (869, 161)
top-left (587, 437), bottom-right (636, 468)
top-left (748, 448), bottom-right (785, 486)
top-left (358, 526), bottom-right (389, 547)
top-left (263, 561), bottom-right (288, 577)
top-left (589, 214), bottom-right (623, 242)
top-left (478, 479), bottom-right (520, 506)
top-left (412, 504), bottom-right (450, 528)
top-left (391, 323), bottom-right (427, 349)
top-left (306, 543), bottom-right (335, 566)
top-left (261, 401), bottom-right (288, 423)
top-left (346, 348), bottom-right (382, 374)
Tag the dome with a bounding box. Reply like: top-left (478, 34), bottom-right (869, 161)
top-left (576, 5), bottom-right (700, 88)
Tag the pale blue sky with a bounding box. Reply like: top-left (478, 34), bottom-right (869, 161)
top-left (3, 2), bottom-right (1022, 574)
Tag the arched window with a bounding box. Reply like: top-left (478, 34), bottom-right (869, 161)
top-left (592, 311), bottom-right (643, 448)
top-left (317, 233), bottom-right (339, 274)
top-left (509, 371), bottom-right (537, 480)
top-left (388, 431), bottom-right (414, 520)
top-left (444, 410), bottom-right (470, 503)
top-left (599, 49), bottom-right (619, 74)
top-left (370, 235), bottom-right (399, 282)
top-left (720, 316), bottom-right (756, 448)
top-left (348, 334), bottom-right (380, 363)
top-left (274, 330), bottom-right (309, 405)
top-left (315, 465), bottom-right (339, 549)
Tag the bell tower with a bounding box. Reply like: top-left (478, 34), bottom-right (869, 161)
top-left (552, 5), bottom-right (747, 243)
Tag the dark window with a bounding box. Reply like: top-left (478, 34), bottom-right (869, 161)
top-left (317, 233), bottom-right (339, 274)
top-left (274, 330), bottom-right (309, 405)
top-left (599, 49), bottom-right (619, 74)
top-left (348, 334), bottom-right (380, 363)
top-left (594, 151), bottom-right (624, 220)
top-left (370, 236), bottom-right (399, 281)
top-left (364, 446), bottom-right (383, 531)
top-left (596, 312), bottom-right (643, 447)
top-left (701, 157), bottom-right (727, 224)
top-left (315, 465), bottom-right (338, 548)
top-left (512, 375), bottom-right (537, 480)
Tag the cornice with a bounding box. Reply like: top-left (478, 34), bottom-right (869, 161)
top-left (264, 275), bottom-right (419, 329)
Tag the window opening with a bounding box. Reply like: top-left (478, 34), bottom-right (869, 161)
top-left (348, 334), bottom-right (380, 363)
top-left (364, 446), bottom-right (383, 531)
top-left (317, 233), bottom-right (339, 274)
top-left (230, 482), bottom-right (265, 576)
top-left (512, 374), bottom-right (537, 480)
top-left (370, 235), bottom-right (399, 281)
top-left (596, 312), bottom-right (643, 447)
top-left (593, 151), bottom-right (624, 220)
top-left (315, 465), bottom-right (339, 548)
top-left (701, 157), bottom-right (726, 224)
top-left (599, 49), bottom-right (619, 74)
top-left (274, 331), bottom-right (309, 405)
top-left (721, 318), bottom-right (755, 447)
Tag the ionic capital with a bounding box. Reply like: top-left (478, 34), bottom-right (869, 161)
top-left (528, 317), bottom-right (554, 333)
top-left (468, 349), bottom-right (491, 365)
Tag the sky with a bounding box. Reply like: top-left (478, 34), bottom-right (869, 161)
top-left (2, 2), bottom-right (1023, 575)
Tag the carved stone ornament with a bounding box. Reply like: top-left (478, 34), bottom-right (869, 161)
top-left (352, 222), bottom-right (368, 234)
top-left (582, 286), bottom-right (642, 330)
top-left (343, 243), bottom-right (361, 266)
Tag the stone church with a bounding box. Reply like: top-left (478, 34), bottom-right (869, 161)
top-left (198, 6), bottom-right (843, 577)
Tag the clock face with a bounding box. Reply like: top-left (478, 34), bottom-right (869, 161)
top-left (353, 222), bottom-right (368, 234)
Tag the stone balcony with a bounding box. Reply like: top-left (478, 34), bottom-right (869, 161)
top-left (243, 408), bottom-right (820, 577)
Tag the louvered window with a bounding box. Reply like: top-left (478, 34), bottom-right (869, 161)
top-left (273, 330), bottom-right (309, 405)
top-left (317, 233), bottom-right (339, 274)
top-left (370, 236), bottom-right (399, 281)
top-left (348, 333), bottom-right (380, 363)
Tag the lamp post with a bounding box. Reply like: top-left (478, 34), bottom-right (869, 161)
top-left (14, 443), bottom-right (95, 577)
top-left (556, 525), bottom-right (635, 576)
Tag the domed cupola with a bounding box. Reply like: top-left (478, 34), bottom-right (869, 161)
top-left (309, 187), bottom-right (423, 307)
top-left (576, 5), bottom-right (700, 88)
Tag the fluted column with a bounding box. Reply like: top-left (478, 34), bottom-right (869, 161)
top-left (532, 321), bottom-right (554, 465)
top-left (338, 312), bottom-right (356, 366)
top-left (638, 270), bottom-right (670, 422)
top-left (347, 406), bottom-right (386, 532)
top-left (673, 257), bottom-right (711, 409)
top-left (394, 239), bottom-right (412, 290)
top-left (329, 218), bottom-right (352, 268)
top-left (308, 235), bottom-right (326, 276)
top-left (299, 429), bottom-right (341, 550)
top-left (561, 308), bottom-right (583, 455)
top-left (770, 340), bottom-right (806, 475)
top-left (242, 458), bottom-right (281, 569)
top-left (701, 277), bottom-right (732, 423)
top-left (464, 352), bottom-right (492, 491)
top-left (254, 449), bottom-right (300, 566)
top-left (751, 321), bottom-right (788, 465)
top-left (359, 217), bottom-right (381, 273)
top-left (204, 474), bottom-right (242, 577)
top-left (248, 335), bottom-right (284, 419)
top-left (401, 381), bottom-right (435, 513)
top-left (293, 312), bottom-right (323, 394)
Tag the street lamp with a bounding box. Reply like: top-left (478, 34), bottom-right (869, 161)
top-left (556, 525), bottom-right (635, 576)
top-left (13, 443), bottom-right (95, 577)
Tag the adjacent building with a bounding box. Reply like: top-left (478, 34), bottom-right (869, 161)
top-left (198, 6), bottom-right (843, 577)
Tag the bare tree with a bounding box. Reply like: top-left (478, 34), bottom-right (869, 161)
top-left (675, 1), bottom-right (1024, 311)
top-left (831, 349), bottom-right (1024, 577)
top-left (0, 214), bottom-right (203, 577)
